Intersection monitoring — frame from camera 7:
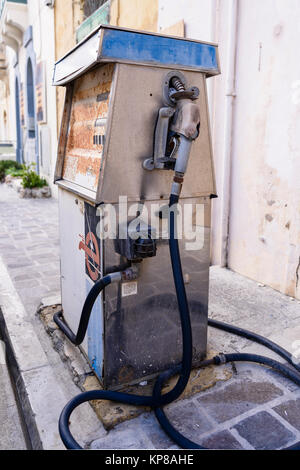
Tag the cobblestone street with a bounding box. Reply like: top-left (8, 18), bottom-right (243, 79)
top-left (0, 184), bottom-right (60, 316)
top-left (1, 183), bottom-right (300, 450)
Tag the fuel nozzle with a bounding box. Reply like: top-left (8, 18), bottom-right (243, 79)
top-left (168, 76), bottom-right (201, 197)
top-left (169, 76), bottom-right (200, 140)
top-left (143, 72), bottom-right (201, 185)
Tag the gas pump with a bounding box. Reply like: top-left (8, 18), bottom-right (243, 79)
top-left (53, 25), bottom-right (219, 389)
top-left (53, 25), bottom-right (300, 450)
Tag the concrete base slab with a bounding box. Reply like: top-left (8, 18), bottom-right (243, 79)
top-left (40, 294), bottom-right (62, 309)
top-left (39, 303), bottom-right (232, 430)
top-left (82, 354), bottom-right (232, 430)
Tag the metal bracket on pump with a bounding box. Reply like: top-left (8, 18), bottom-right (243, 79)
top-left (143, 70), bottom-right (200, 172)
top-left (143, 106), bottom-right (176, 171)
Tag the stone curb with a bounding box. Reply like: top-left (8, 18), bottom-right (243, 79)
top-left (0, 255), bottom-right (103, 450)
top-left (0, 336), bottom-right (28, 449)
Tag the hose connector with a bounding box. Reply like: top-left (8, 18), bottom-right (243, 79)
top-left (213, 353), bottom-right (227, 365)
top-left (121, 265), bottom-right (139, 281)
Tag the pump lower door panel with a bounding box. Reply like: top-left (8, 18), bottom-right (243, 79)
top-left (101, 198), bottom-right (211, 389)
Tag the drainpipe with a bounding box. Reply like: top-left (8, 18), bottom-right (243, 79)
top-left (207, 0), bottom-right (218, 110)
top-left (220, 0), bottom-right (238, 267)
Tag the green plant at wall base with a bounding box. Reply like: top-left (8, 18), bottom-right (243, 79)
top-left (21, 163), bottom-right (48, 189)
top-left (0, 160), bottom-right (23, 181)
top-left (5, 168), bottom-right (25, 178)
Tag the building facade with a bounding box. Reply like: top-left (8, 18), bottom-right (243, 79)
top-left (107, 0), bottom-right (300, 301)
top-left (0, 0), bottom-right (299, 301)
top-left (0, 0), bottom-right (109, 195)
top-left (0, 0), bottom-right (57, 192)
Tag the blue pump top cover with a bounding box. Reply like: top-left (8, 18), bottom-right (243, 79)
top-left (53, 25), bottom-right (220, 86)
top-left (100, 28), bottom-right (219, 74)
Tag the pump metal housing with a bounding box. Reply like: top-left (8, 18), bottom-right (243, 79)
top-left (53, 25), bottom-right (220, 389)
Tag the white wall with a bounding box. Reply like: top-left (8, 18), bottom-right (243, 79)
top-left (4, 0), bottom-right (57, 194)
top-left (7, 48), bottom-right (16, 145)
top-left (0, 47), bottom-right (17, 149)
top-left (158, 0), bottom-right (216, 40)
top-left (29, 0), bottom-right (57, 196)
top-left (158, 0), bottom-right (218, 108)
top-left (227, 0), bottom-right (300, 298)
top-left (158, 0), bottom-right (300, 299)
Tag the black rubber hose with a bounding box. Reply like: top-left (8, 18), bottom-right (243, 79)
top-left (208, 318), bottom-right (300, 372)
top-left (53, 275), bottom-right (112, 345)
top-left (57, 192), bottom-right (195, 449)
top-left (56, 193), bottom-right (300, 450)
top-left (152, 321), bottom-right (300, 449)
top-left (224, 353), bottom-right (300, 385)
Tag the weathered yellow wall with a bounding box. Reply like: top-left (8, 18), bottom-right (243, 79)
top-left (160, 19), bottom-right (185, 37)
top-left (54, 1), bottom-right (82, 61)
top-left (0, 78), bottom-right (9, 142)
top-left (110, 0), bottom-right (158, 32)
top-left (54, 0), bottom-right (160, 135)
top-left (54, 0), bottom-right (85, 133)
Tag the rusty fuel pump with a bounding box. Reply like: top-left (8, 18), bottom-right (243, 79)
top-left (52, 25), bottom-right (300, 450)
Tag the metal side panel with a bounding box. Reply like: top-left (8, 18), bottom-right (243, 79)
top-left (53, 29), bottom-right (101, 86)
top-left (58, 188), bottom-right (104, 375)
top-left (102, 197), bottom-right (211, 389)
top-left (86, 276), bottom-right (104, 379)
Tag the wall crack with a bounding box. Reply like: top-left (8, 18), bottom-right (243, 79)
top-left (296, 256), bottom-right (300, 289)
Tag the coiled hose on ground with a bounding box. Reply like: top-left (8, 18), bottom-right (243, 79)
top-left (54, 193), bottom-right (300, 450)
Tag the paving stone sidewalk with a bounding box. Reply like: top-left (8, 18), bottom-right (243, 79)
top-left (0, 183), bottom-right (60, 316)
top-left (1, 182), bottom-right (300, 450)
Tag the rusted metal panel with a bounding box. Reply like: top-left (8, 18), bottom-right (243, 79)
top-left (62, 63), bottom-right (114, 193)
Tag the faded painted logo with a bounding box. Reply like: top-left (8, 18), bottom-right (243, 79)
top-left (79, 203), bottom-right (101, 282)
